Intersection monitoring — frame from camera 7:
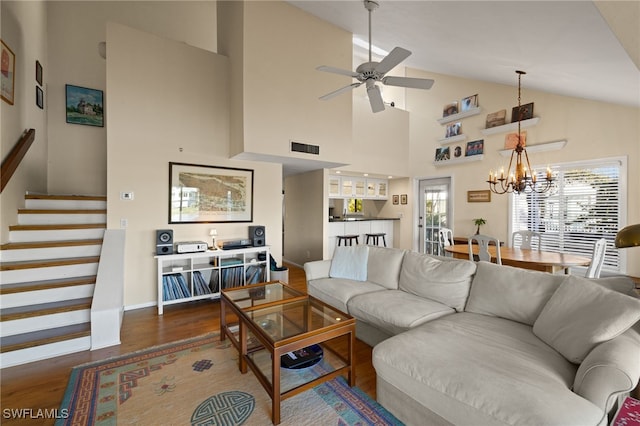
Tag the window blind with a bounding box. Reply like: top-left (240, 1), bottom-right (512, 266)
top-left (511, 158), bottom-right (624, 272)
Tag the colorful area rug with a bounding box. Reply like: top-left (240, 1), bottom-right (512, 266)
top-left (56, 333), bottom-right (402, 425)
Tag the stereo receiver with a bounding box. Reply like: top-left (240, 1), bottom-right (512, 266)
top-left (175, 241), bottom-right (208, 254)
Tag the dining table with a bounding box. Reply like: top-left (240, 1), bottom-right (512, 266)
top-left (444, 244), bottom-right (592, 274)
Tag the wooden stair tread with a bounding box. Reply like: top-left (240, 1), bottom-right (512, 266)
top-left (25, 194), bottom-right (106, 201)
top-left (0, 276), bottom-right (97, 295)
top-left (17, 209), bottom-right (107, 214)
top-left (0, 322), bottom-right (91, 353)
top-left (9, 223), bottom-right (106, 231)
top-left (0, 256), bottom-right (100, 271)
top-left (1, 239), bottom-right (103, 251)
top-left (1, 297), bottom-right (93, 321)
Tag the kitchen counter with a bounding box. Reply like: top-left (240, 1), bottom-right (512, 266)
top-left (329, 217), bottom-right (400, 222)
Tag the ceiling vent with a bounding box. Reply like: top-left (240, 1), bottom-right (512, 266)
top-left (290, 141), bottom-right (320, 155)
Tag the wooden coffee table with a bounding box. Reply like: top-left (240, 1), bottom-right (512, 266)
top-left (220, 281), bottom-right (356, 424)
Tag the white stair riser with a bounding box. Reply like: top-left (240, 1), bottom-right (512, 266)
top-left (25, 199), bottom-right (106, 210)
top-left (1, 284), bottom-right (95, 309)
top-left (0, 336), bottom-right (91, 368)
top-left (18, 213), bottom-right (106, 225)
top-left (0, 244), bottom-right (102, 262)
top-left (0, 263), bottom-right (98, 285)
top-left (2, 309), bottom-right (90, 337)
top-left (9, 228), bottom-right (105, 242)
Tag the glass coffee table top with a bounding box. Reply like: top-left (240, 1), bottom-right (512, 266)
top-left (223, 281), bottom-right (305, 310)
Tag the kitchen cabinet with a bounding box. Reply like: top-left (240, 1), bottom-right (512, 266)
top-left (328, 175), bottom-right (341, 197)
top-left (329, 175), bottom-right (388, 200)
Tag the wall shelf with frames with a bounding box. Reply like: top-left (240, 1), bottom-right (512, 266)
top-left (437, 134), bottom-right (467, 145)
top-left (437, 107), bottom-right (482, 125)
top-left (481, 117), bottom-right (540, 136)
top-left (155, 246), bottom-right (270, 314)
top-left (433, 155), bottom-right (483, 167)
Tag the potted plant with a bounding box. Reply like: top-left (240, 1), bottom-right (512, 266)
top-left (473, 218), bottom-right (486, 235)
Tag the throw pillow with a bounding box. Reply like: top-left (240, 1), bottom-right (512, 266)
top-left (533, 274), bottom-right (640, 364)
top-left (329, 245), bottom-right (369, 281)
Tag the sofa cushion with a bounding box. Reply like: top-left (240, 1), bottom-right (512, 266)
top-left (367, 246), bottom-right (405, 290)
top-left (533, 274), bottom-right (640, 364)
top-left (348, 290), bottom-right (454, 336)
top-left (466, 261), bottom-right (565, 325)
top-left (373, 313), bottom-right (603, 426)
top-left (329, 245), bottom-right (369, 281)
top-left (398, 251), bottom-right (476, 312)
top-left (306, 277), bottom-right (385, 314)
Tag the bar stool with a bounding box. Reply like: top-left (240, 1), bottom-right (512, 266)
top-left (365, 233), bottom-right (387, 247)
top-left (337, 235), bottom-right (359, 246)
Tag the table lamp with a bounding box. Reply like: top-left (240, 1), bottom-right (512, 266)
top-left (615, 224), bottom-right (640, 248)
top-left (209, 229), bottom-right (218, 250)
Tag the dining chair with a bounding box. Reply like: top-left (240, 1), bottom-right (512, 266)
top-left (438, 227), bottom-right (453, 256)
top-left (512, 230), bottom-right (542, 250)
top-left (585, 238), bottom-right (607, 278)
top-left (468, 234), bottom-right (502, 265)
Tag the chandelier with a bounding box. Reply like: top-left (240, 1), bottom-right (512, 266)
top-left (487, 71), bottom-right (554, 194)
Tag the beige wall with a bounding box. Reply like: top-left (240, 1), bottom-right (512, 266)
top-left (406, 68), bottom-right (640, 275)
top-left (46, 1), bottom-right (218, 196)
top-left (0, 1), bottom-right (48, 242)
top-left (107, 22), bottom-right (282, 307)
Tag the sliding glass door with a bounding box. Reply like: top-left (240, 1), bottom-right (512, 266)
top-left (418, 177), bottom-right (452, 255)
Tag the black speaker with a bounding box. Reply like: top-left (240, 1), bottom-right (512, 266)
top-left (249, 225), bottom-right (265, 247)
top-left (156, 229), bottom-right (174, 255)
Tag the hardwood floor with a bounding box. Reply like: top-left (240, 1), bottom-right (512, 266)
top-left (0, 263), bottom-right (375, 425)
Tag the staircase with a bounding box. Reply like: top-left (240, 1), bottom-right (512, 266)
top-left (0, 194), bottom-right (106, 368)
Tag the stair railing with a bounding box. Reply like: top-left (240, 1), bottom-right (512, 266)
top-left (1, 129), bottom-right (36, 193)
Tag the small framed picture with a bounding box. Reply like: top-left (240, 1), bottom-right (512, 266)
top-left (400, 194), bottom-right (408, 205)
top-left (435, 147), bottom-right (450, 162)
top-left (36, 60), bottom-right (43, 86)
top-left (454, 145), bottom-right (462, 158)
top-left (465, 139), bottom-right (484, 156)
top-left (36, 86), bottom-right (43, 109)
top-left (511, 102), bottom-right (534, 122)
top-left (443, 102), bottom-right (458, 117)
top-left (486, 109), bottom-right (506, 128)
top-left (504, 131), bottom-right (526, 150)
top-left (461, 94), bottom-right (478, 111)
top-left (66, 84), bottom-right (104, 127)
top-left (467, 190), bottom-right (491, 203)
top-left (445, 122), bottom-right (461, 138)
top-left (392, 195), bottom-right (399, 205)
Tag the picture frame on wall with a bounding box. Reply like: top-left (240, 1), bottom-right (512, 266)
top-left (445, 122), bottom-right (461, 138)
top-left (36, 60), bottom-right (43, 86)
top-left (504, 131), bottom-right (526, 150)
top-left (442, 102), bottom-right (458, 117)
top-left (1, 39), bottom-right (16, 105)
top-left (461, 94), bottom-right (478, 111)
top-left (169, 162), bottom-right (254, 224)
top-left (36, 86), bottom-right (43, 109)
top-left (511, 102), bottom-right (534, 122)
top-left (435, 147), bottom-right (450, 162)
top-left (65, 84), bottom-right (104, 127)
top-left (400, 194), bottom-right (408, 205)
top-left (485, 109), bottom-right (506, 128)
top-left (467, 190), bottom-right (491, 203)
top-left (393, 195), bottom-right (399, 205)
top-left (465, 139), bottom-right (484, 156)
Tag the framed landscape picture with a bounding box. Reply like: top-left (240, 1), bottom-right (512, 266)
top-left (169, 162), bottom-right (254, 224)
top-left (486, 109), bottom-right (506, 128)
top-left (65, 84), bottom-right (104, 127)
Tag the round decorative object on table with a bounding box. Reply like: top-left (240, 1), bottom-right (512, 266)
top-left (280, 344), bottom-right (324, 369)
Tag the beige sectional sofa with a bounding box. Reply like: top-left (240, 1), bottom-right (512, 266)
top-left (304, 245), bottom-right (640, 426)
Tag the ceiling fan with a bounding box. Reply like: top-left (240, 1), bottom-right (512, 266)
top-left (316, 0), bottom-right (434, 113)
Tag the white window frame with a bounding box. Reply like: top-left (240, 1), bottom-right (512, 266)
top-left (508, 156), bottom-right (627, 274)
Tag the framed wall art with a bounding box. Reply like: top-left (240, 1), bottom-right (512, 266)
top-left (435, 147), bottom-right (450, 162)
top-left (36, 86), bottom-right (43, 109)
top-left (65, 84), bottom-right (104, 127)
top-left (461, 94), bottom-right (478, 111)
top-left (467, 190), bottom-right (491, 203)
top-left (393, 195), bottom-right (399, 205)
top-left (400, 194), bottom-right (408, 205)
top-left (485, 109), bottom-right (506, 128)
top-left (36, 60), bottom-right (43, 86)
top-left (504, 131), bottom-right (527, 150)
top-left (169, 162), bottom-right (254, 224)
top-left (442, 102), bottom-right (458, 117)
top-left (511, 102), bottom-right (534, 122)
top-left (465, 139), bottom-right (484, 156)
top-left (1, 39), bottom-right (16, 105)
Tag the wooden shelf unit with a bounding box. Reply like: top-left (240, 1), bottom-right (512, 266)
top-left (155, 246), bottom-right (270, 314)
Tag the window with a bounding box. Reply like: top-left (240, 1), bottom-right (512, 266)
top-left (347, 198), bottom-right (363, 213)
top-left (510, 157), bottom-right (626, 273)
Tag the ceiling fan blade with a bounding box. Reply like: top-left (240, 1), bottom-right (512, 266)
top-left (382, 76), bottom-right (434, 90)
top-left (375, 47), bottom-right (412, 75)
top-left (316, 65), bottom-right (360, 78)
top-left (366, 83), bottom-right (385, 113)
top-left (319, 82), bottom-right (362, 100)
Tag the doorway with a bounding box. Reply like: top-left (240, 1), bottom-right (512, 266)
top-left (418, 177), bottom-right (452, 255)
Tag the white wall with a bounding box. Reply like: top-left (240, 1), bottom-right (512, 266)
top-left (46, 1), bottom-right (218, 196)
top-left (0, 1), bottom-right (48, 242)
top-left (406, 67), bottom-right (640, 275)
top-left (107, 22), bottom-right (282, 307)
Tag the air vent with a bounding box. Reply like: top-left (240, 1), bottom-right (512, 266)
top-left (291, 141), bottom-right (320, 155)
